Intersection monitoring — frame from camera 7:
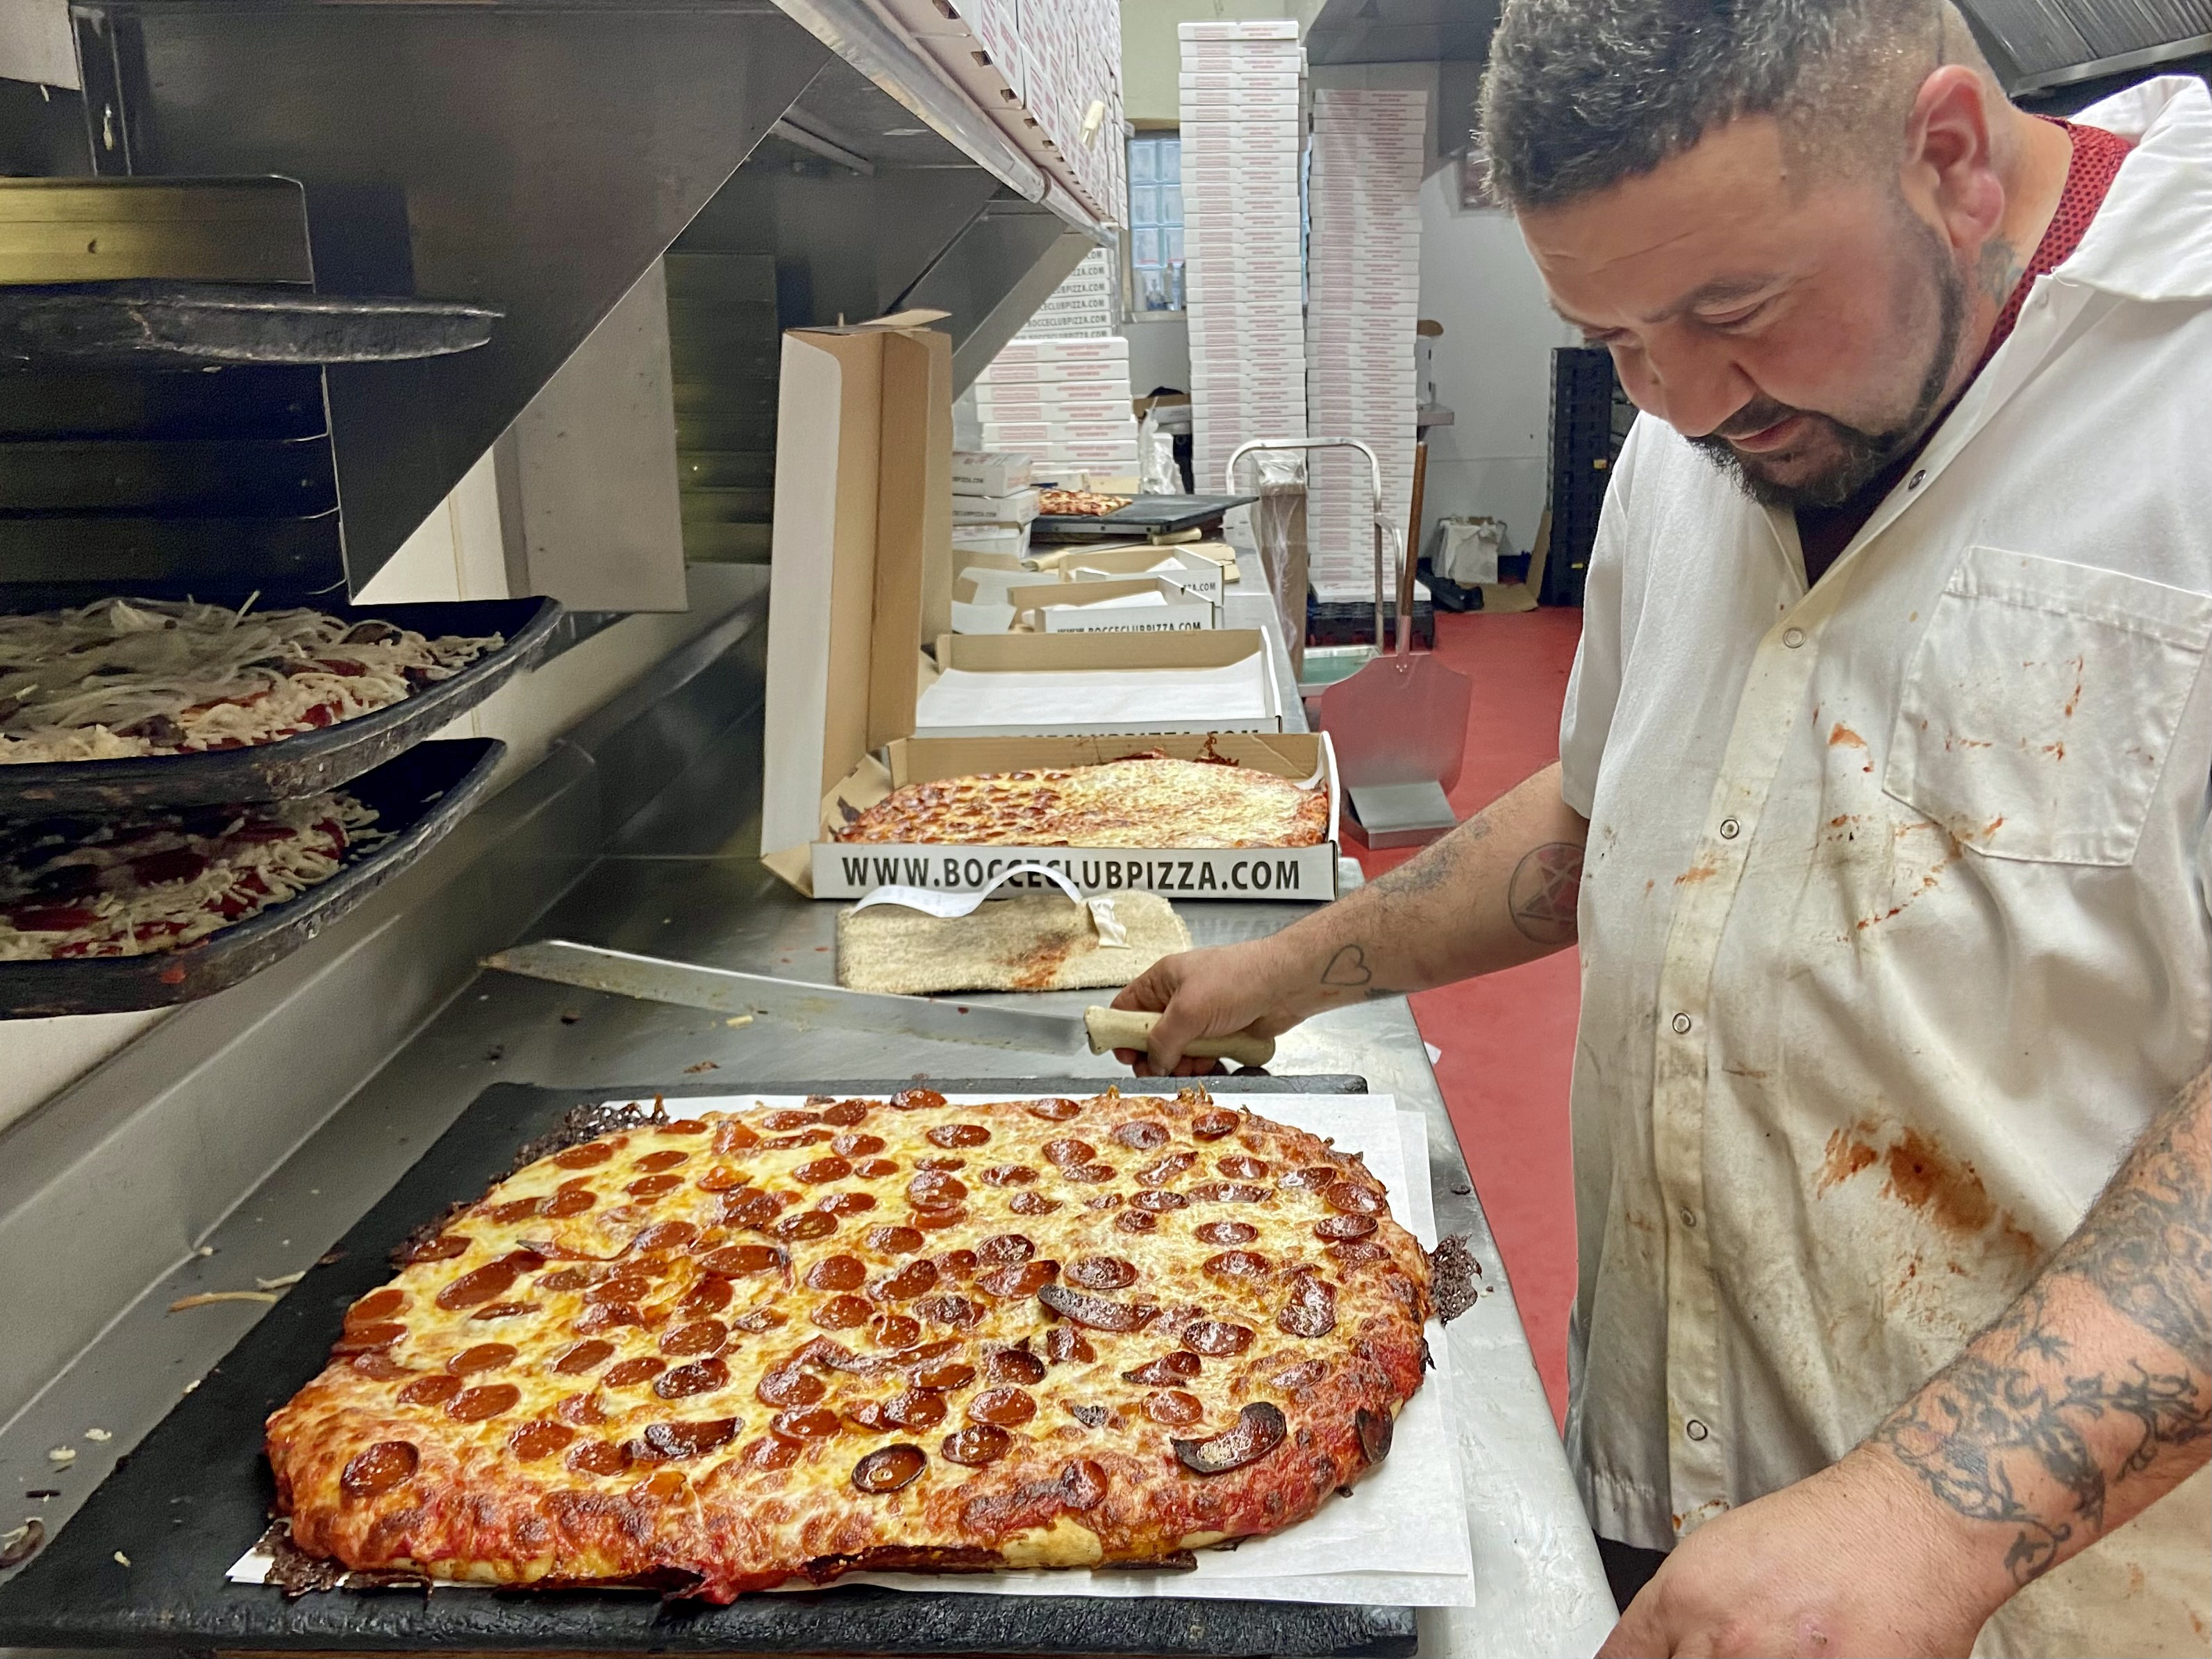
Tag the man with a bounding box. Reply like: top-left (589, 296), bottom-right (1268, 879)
top-left (1111, 3), bottom-right (2211, 1652)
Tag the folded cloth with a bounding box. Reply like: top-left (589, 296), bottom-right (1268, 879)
top-left (835, 891), bottom-right (1190, 995)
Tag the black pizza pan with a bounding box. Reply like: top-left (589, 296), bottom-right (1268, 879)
top-left (0, 1075), bottom-right (1420, 1658)
top-left (0, 735), bottom-right (503, 1019)
top-left (1028, 492), bottom-right (1258, 544)
top-left (0, 595), bottom-right (558, 814)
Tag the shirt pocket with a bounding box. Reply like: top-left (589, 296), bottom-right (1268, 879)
top-left (1884, 546), bottom-right (2212, 866)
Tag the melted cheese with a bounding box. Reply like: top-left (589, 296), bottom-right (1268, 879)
top-left (835, 758), bottom-right (1328, 849)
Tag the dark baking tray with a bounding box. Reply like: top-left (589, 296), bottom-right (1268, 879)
top-left (0, 735), bottom-right (504, 1019)
top-left (0, 595), bottom-right (559, 813)
top-left (0, 1075), bottom-right (1421, 1658)
top-left (1029, 492), bottom-right (1257, 543)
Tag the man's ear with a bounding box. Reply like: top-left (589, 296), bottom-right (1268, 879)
top-left (1902, 64), bottom-right (2006, 256)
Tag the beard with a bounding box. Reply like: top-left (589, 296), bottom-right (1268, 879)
top-left (1688, 214), bottom-right (1970, 511)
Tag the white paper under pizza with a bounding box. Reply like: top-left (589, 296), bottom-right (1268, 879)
top-left (913, 656), bottom-right (1274, 735)
top-left (231, 1092), bottom-right (1475, 1609)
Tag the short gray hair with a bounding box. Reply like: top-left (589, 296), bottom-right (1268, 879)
top-left (1479, 0), bottom-right (1955, 210)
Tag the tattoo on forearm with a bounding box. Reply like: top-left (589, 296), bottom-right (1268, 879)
top-left (1370, 812), bottom-right (1488, 900)
top-left (1318, 944), bottom-right (1376, 991)
top-left (1507, 842), bottom-right (1584, 944)
top-left (1869, 1070), bottom-right (2212, 1587)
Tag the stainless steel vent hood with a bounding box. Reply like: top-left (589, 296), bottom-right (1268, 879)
top-left (30, 0), bottom-right (1100, 594)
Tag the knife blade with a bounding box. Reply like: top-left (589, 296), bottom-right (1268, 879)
top-left (480, 939), bottom-right (1274, 1066)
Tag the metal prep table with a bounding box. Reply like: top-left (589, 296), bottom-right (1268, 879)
top-left (0, 565), bottom-right (1615, 1658)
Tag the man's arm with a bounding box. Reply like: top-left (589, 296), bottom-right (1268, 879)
top-left (1602, 1067), bottom-right (2211, 1658)
top-left (1109, 760), bottom-right (1589, 1073)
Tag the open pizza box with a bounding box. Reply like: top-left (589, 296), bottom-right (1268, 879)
top-left (949, 574), bottom-right (1218, 637)
top-left (1024, 541), bottom-right (1227, 606)
top-left (762, 321), bottom-right (1314, 896)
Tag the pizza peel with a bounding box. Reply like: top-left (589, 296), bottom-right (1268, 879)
top-left (482, 939), bottom-right (1275, 1067)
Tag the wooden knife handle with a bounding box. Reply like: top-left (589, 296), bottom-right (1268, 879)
top-left (1084, 1006), bottom-right (1276, 1069)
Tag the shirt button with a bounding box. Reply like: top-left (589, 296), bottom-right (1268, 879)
top-left (1671, 1012), bottom-right (1693, 1035)
top-left (1679, 1206), bottom-right (1697, 1228)
top-left (1686, 1419), bottom-right (1711, 1442)
top-left (1782, 626), bottom-right (1805, 649)
top-left (1908, 469), bottom-right (1927, 490)
top-left (1718, 818), bottom-right (1740, 840)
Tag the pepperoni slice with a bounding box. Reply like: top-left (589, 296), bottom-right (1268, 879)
top-left (935, 1249), bottom-right (979, 1279)
top-left (626, 1174), bottom-right (683, 1198)
top-left (346, 1289), bottom-right (407, 1326)
top-left (867, 1226), bottom-right (926, 1256)
top-left (742, 1435), bottom-right (799, 1471)
top-left (1024, 1097), bottom-right (1082, 1121)
top-left (447, 1343), bottom-right (517, 1374)
top-left (1131, 1189), bottom-right (1188, 1212)
top-left (331, 1322), bottom-right (406, 1356)
top-left (660, 1320), bottom-right (727, 1358)
top-left (574, 1301), bottom-right (642, 1334)
top-left (876, 1259), bottom-right (940, 1300)
top-left (554, 1142), bottom-right (613, 1169)
top-left (981, 1164), bottom-right (1038, 1187)
top-left (535, 1267), bottom-right (594, 1293)
top-left (1173, 1401), bottom-right (1288, 1474)
top-left (435, 1262), bottom-right (517, 1310)
top-left (1115, 1211), bottom-right (1156, 1237)
top-left (585, 1273), bottom-right (654, 1304)
top-left (891, 1088), bottom-right (947, 1111)
top-left (1144, 1390), bottom-right (1203, 1426)
top-left (340, 1441), bottom-right (418, 1498)
top-left (926, 1122), bottom-right (991, 1149)
top-left (350, 1352), bottom-right (412, 1381)
top-left (915, 1155), bottom-right (967, 1174)
top-left (1195, 1222), bottom-right (1258, 1246)
top-left (853, 1158), bottom-right (901, 1179)
top-left (758, 1109), bottom-right (819, 1131)
top-left (967, 1387), bottom-right (1037, 1427)
top-left (1328, 1240), bottom-right (1390, 1266)
top-left (1279, 1272), bottom-right (1338, 1337)
top-left (812, 1294), bottom-right (874, 1329)
top-left (1190, 1110), bottom-right (1241, 1140)
top-left (1215, 1155), bottom-right (1269, 1181)
top-left (510, 1422), bottom-right (577, 1461)
top-left (1192, 1182), bottom-right (1272, 1204)
top-left (912, 1206), bottom-right (971, 1232)
top-left (633, 1149), bottom-right (690, 1172)
top-left (634, 1417), bottom-right (739, 1462)
top-left (717, 1192), bottom-right (781, 1230)
top-left (884, 1390), bottom-right (947, 1429)
top-left (1113, 1121), bottom-right (1170, 1151)
top-left (604, 1357), bottom-right (667, 1388)
top-left (712, 1121), bottom-right (762, 1154)
top-left (1067, 1256), bottom-right (1137, 1290)
top-left (730, 1306), bottom-right (788, 1333)
top-left (910, 1357), bottom-right (974, 1390)
top-left (679, 1278), bottom-right (733, 1315)
top-left (806, 1255), bottom-right (867, 1292)
top-left (694, 1167), bottom-right (747, 1194)
top-left (913, 1294), bottom-right (980, 1328)
top-left (661, 1119), bottom-right (709, 1135)
top-left (488, 1197), bottom-right (543, 1224)
top-left (556, 1392), bottom-right (608, 1426)
top-left (833, 1132), bottom-right (886, 1158)
top-left (448, 1383), bottom-right (521, 1422)
top-left (853, 1443), bottom-right (927, 1492)
top-left (654, 1358), bottom-right (729, 1399)
top-left (554, 1339), bottom-right (615, 1374)
top-left (776, 1212), bottom-right (838, 1242)
top-left (1324, 1181), bottom-right (1386, 1216)
top-left (1135, 1151), bottom-right (1197, 1186)
top-left (906, 1170), bottom-right (967, 1211)
top-left (1008, 1192), bottom-right (1061, 1216)
top-left (872, 1313), bottom-right (923, 1349)
top-left (1280, 1165), bottom-right (1343, 1190)
top-left (1038, 1283), bottom-right (1156, 1331)
top-left (771, 1407), bottom-right (843, 1440)
top-left (1042, 1138), bottom-right (1095, 1167)
top-left (543, 1188), bottom-right (597, 1218)
top-left (1066, 1163), bottom-right (1117, 1183)
top-left (989, 1348), bottom-right (1048, 1385)
top-left (942, 1424), bottom-right (1013, 1466)
top-left (1044, 1326), bottom-right (1095, 1365)
top-left (568, 1440), bottom-right (629, 1476)
top-left (1204, 1250), bottom-right (1272, 1283)
top-left (1315, 1213), bottom-right (1378, 1240)
top-left (818, 1192), bottom-right (878, 1216)
top-left (1122, 1351), bottom-right (1201, 1385)
top-left (793, 1157), bottom-right (851, 1185)
top-left (1085, 1194), bottom-right (1124, 1212)
top-left (977, 1260), bottom-right (1058, 1298)
top-left (634, 1220), bottom-right (698, 1251)
top-left (474, 1301), bottom-right (538, 1323)
top-left (820, 1101), bottom-right (873, 1127)
top-left (757, 1366), bottom-right (824, 1407)
top-left (1184, 1319), bottom-right (1256, 1357)
top-left (398, 1375), bottom-right (461, 1408)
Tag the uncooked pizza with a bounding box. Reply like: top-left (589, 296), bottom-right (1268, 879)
top-left (267, 1088), bottom-right (1429, 1600)
top-left (833, 755), bottom-right (1328, 849)
top-left (1039, 490), bottom-right (1129, 517)
top-left (0, 793), bottom-right (383, 960)
top-left (0, 597), bottom-right (502, 765)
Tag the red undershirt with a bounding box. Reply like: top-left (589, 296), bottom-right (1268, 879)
top-left (1793, 119), bottom-right (2135, 583)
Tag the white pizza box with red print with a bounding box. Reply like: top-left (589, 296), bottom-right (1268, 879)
top-left (950, 485), bottom-right (1041, 526)
top-left (947, 574), bottom-right (1215, 637)
top-left (988, 335), bottom-right (1127, 364)
top-left (1024, 541), bottom-right (1226, 606)
top-left (796, 730), bottom-right (1340, 901)
top-left (951, 451), bottom-right (1035, 497)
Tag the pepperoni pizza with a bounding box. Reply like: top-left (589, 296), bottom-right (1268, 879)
top-left (267, 1089), bottom-right (1430, 1601)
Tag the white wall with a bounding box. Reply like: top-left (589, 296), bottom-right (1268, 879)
top-left (1415, 166), bottom-right (1580, 560)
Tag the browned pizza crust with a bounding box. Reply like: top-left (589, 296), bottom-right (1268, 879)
top-left (267, 1089), bottom-right (1430, 1601)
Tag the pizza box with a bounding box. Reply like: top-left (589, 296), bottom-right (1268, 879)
top-left (1024, 542), bottom-right (1226, 606)
top-left (951, 451), bottom-right (1035, 497)
top-left (951, 485), bottom-right (1041, 526)
top-left (912, 629), bottom-right (1282, 738)
top-left (1015, 576), bottom-right (1219, 635)
top-left (806, 729), bottom-right (1340, 899)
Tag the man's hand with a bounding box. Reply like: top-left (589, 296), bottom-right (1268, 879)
top-left (1108, 937), bottom-right (1311, 1075)
top-left (1600, 1449), bottom-right (1998, 1658)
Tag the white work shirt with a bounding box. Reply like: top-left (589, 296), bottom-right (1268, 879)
top-left (1558, 78), bottom-right (2212, 1656)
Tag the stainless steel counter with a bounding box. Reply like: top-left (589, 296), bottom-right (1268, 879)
top-left (0, 569), bottom-right (1615, 1658)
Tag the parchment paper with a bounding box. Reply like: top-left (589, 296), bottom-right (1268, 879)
top-left (913, 657), bottom-right (1273, 733)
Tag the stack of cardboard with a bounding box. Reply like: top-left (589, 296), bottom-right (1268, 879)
top-left (1179, 20), bottom-right (1306, 501)
top-left (975, 335), bottom-right (1138, 481)
top-left (1015, 245), bottom-right (1116, 341)
top-left (1306, 87), bottom-right (1426, 602)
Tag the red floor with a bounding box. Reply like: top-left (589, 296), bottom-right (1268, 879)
top-left (1344, 606), bottom-right (1585, 1425)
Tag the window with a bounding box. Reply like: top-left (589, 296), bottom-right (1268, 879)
top-left (1126, 133), bottom-right (1185, 312)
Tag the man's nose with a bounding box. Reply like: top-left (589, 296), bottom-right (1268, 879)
top-left (1627, 337), bottom-right (1754, 441)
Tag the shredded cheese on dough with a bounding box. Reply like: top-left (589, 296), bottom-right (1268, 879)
top-left (0, 793), bottom-right (383, 960)
top-left (0, 598), bottom-right (502, 765)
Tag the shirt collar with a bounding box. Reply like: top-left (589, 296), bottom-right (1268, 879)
top-left (2054, 76), bottom-right (2212, 301)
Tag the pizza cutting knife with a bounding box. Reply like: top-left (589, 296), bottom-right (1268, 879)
top-left (482, 939), bottom-right (1276, 1067)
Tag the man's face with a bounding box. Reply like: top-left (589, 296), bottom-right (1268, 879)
top-left (1519, 115), bottom-right (1970, 510)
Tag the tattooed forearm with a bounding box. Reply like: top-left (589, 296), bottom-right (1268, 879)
top-left (1508, 842), bottom-right (1584, 944)
top-left (1867, 1069), bottom-right (2212, 1589)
